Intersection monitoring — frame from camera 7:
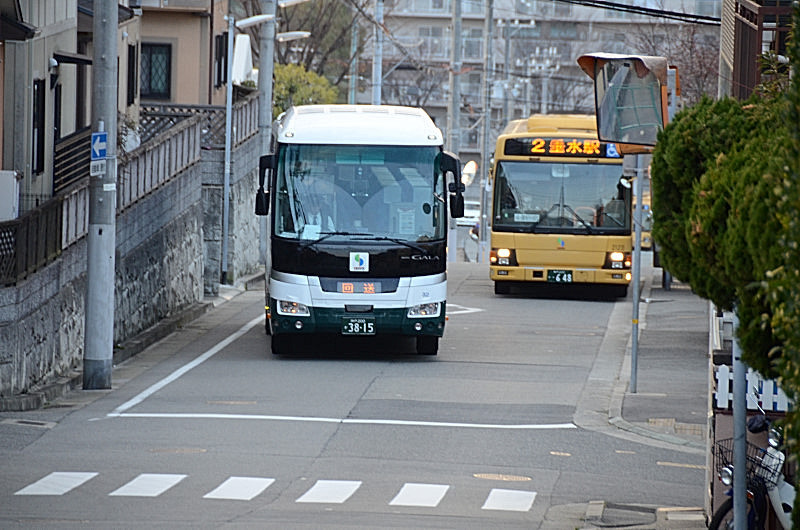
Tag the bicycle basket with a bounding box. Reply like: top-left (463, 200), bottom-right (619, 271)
top-left (714, 438), bottom-right (781, 488)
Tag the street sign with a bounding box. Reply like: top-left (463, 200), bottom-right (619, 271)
top-left (90, 160), bottom-right (107, 176)
top-left (91, 132), bottom-right (108, 160)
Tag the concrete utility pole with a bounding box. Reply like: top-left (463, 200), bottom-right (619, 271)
top-left (372, 0), bottom-right (383, 105)
top-left (446, 0), bottom-right (462, 263)
top-left (478, 0), bottom-right (493, 263)
top-left (222, 15), bottom-right (235, 284)
top-left (258, 0), bottom-right (277, 267)
top-left (349, 24), bottom-right (359, 104)
top-left (83, 1), bottom-right (118, 390)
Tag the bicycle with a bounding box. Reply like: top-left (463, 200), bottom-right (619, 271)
top-left (709, 414), bottom-right (794, 529)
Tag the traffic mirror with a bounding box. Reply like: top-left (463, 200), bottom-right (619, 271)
top-left (577, 53), bottom-right (669, 147)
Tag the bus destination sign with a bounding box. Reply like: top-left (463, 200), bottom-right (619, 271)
top-left (504, 137), bottom-right (621, 158)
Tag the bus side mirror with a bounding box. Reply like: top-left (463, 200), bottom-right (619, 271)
top-left (255, 154), bottom-right (274, 216)
top-left (442, 151), bottom-right (465, 218)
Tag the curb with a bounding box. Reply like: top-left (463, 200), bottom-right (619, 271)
top-left (606, 263), bottom-right (705, 453)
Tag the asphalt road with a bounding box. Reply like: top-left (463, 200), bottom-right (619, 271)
top-left (0, 262), bottom-right (704, 529)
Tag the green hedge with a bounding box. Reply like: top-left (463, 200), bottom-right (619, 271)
top-left (651, 6), bottom-right (800, 523)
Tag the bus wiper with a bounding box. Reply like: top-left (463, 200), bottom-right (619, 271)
top-left (545, 203), bottom-right (594, 233)
top-left (354, 235), bottom-right (427, 253)
top-left (299, 231), bottom-right (371, 249)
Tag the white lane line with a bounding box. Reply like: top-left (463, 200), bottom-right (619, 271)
top-left (111, 412), bottom-right (576, 430)
top-left (15, 472), bottom-right (98, 496)
top-left (295, 480), bottom-right (362, 503)
top-left (108, 314), bottom-right (265, 416)
top-left (108, 473), bottom-right (187, 497)
top-left (481, 488), bottom-right (537, 512)
top-left (389, 483), bottom-right (449, 507)
top-left (203, 477), bottom-right (275, 500)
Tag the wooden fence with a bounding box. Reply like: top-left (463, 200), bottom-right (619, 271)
top-left (714, 365), bottom-right (792, 412)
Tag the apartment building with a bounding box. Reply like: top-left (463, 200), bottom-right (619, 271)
top-left (363, 0), bottom-right (721, 184)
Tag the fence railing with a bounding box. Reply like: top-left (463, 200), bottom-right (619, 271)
top-left (0, 198), bottom-right (62, 286)
top-left (714, 365), bottom-right (792, 412)
top-left (140, 90), bottom-right (258, 148)
top-left (53, 126), bottom-right (91, 195)
top-left (0, 106), bottom-right (216, 285)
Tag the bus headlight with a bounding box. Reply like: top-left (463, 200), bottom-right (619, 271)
top-left (490, 248), bottom-right (517, 266)
top-left (604, 251), bottom-right (631, 270)
top-left (408, 302), bottom-right (440, 318)
top-left (277, 300), bottom-right (310, 316)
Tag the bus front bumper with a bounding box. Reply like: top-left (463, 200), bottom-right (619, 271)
top-left (269, 300), bottom-right (446, 338)
top-left (490, 266), bottom-right (630, 285)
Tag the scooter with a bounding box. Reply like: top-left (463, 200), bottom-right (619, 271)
top-left (709, 396), bottom-right (795, 529)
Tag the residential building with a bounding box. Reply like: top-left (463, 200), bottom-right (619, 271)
top-left (718, 0), bottom-right (793, 100)
top-left (1, 1), bottom-right (139, 215)
top-left (137, 0), bottom-right (229, 106)
top-left (360, 0), bottom-right (722, 193)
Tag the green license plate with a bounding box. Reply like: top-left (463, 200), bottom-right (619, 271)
top-left (342, 317), bottom-right (375, 335)
top-left (547, 269), bottom-right (573, 283)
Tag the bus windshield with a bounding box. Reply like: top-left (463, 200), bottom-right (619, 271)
top-left (274, 144), bottom-right (446, 242)
top-left (493, 160), bottom-right (629, 233)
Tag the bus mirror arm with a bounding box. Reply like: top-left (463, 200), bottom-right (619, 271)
top-left (255, 154), bottom-right (274, 216)
top-left (442, 151), bottom-right (465, 218)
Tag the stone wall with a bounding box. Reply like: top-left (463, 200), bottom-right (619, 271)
top-left (202, 133), bottom-right (263, 296)
top-left (0, 164), bottom-right (204, 398)
top-left (0, 103), bottom-right (264, 403)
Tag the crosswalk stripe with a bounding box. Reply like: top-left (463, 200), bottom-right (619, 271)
top-left (481, 488), bottom-right (537, 512)
top-left (389, 483), bottom-right (450, 507)
top-left (295, 480), bottom-right (362, 504)
top-left (203, 477), bottom-right (275, 500)
top-left (108, 473), bottom-right (187, 497)
top-left (14, 472), bottom-right (98, 496)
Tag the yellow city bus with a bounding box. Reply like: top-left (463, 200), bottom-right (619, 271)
top-left (489, 114), bottom-right (632, 297)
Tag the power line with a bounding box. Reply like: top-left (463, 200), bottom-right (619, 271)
top-left (551, 0), bottom-right (721, 26)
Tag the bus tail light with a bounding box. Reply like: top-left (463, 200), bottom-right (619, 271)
top-left (604, 251), bottom-right (631, 270)
top-left (490, 248), bottom-right (518, 266)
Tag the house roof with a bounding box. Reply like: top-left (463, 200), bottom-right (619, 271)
top-left (0, 0), bottom-right (35, 40)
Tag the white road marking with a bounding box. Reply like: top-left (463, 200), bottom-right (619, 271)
top-left (389, 483), bottom-right (449, 507)
top-left (15, 472), bottom-right (98, 496)
top-left (111, 412), bottom-right (576, 430)
top-left (103, 309), bottom-right (572, 433)
top-left (203, 476), bottom-right (275, 500)
top-left (108, 314), bottom-right (265, 416)
top-left (481, 488), bottom-right (537, 511)
top-left (295, 480), bottom-right (362, 503)
top-left (446, 303), bottom-right (483, 315)
top-left (108, 473), bottom-right (187, 497)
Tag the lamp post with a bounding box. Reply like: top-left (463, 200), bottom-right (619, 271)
top-left (222, 6), bottom-right (310, 284)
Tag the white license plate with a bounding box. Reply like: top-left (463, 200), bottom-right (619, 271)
top-left (342, 317), bottom-right (375, 335)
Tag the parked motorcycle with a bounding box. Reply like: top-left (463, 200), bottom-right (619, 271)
top-left (709, 398), bottom-right (795, 529)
